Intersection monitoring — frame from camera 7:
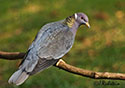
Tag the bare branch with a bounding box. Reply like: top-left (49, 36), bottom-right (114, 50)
top-left (56, 59), bottom-right (125, 80)
top-left (0, 51), bottom-right (125, 80)
top-left (0, 51), bottom-right (25, 60)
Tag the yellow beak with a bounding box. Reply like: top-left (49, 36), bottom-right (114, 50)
top-left (85, 22), bottom-right (90, 28)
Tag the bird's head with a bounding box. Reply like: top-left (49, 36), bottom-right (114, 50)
top-left (74, 12), bottom-right (90, 28)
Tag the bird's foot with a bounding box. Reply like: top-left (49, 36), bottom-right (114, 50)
top-left (56, 59), bottom-right (65, 66)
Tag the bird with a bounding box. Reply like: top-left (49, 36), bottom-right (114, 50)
top-left (8, 12), bottom-right (90, 85)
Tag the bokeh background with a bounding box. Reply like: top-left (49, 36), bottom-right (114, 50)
top-left (0, 0), bottom-right (125, 88)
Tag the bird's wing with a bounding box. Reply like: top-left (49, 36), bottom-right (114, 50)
top-left (19, 20), bottom-right (74, 75)
top-left (35, 21), bottom-right (74, 59)
top-left (29, 21), bottom-right (74, 74)
top-left (29, 58), bottom-right (58, 75)
top-left (28, 20), bottom-right (65, 50)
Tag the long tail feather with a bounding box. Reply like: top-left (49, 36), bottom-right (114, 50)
top-left (8, 69), bottom-right (29, 85)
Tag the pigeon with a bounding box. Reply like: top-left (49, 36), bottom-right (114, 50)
top-left (8, 12), bottom-right (90, 85)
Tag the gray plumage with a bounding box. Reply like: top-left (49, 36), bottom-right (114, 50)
top-left (8, 12), bottom-right (90, 85)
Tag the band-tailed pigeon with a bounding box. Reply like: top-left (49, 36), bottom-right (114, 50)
top-left (8, 12), bottom-right (90, 85)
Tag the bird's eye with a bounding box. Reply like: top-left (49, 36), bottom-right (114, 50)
top-left (81, 17), bottom-right (84, 19)
top-left (81, 17), bottom-right (86, 22)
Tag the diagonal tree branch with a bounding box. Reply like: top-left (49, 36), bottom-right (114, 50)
top-left (0, 51), bottom-right (125, 80)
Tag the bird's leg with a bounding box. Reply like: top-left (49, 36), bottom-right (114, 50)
top-left (56, 59), bottom-right (65, 66)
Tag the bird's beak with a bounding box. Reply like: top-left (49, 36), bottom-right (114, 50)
top-left (85, 22), bottom-right (90, 28)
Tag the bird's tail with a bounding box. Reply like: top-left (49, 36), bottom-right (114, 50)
top-left (8, 69), bottom-right (29, 85)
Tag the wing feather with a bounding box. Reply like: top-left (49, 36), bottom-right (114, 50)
top-left (36, 22), bottom-right (74, 59)
top-left (19, 20), bottom-right (74, 75)
top-left (29, 58), bottom-right (58, 75)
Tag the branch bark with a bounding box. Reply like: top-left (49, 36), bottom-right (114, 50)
top-left (0, 51), bottom-right (125, 80)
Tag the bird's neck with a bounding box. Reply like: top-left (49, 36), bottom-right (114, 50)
top-left (64, 16), bottom-right (79, 35)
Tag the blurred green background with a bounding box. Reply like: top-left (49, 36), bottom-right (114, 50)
top-left (0, 0), bottom-right (125, 88)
